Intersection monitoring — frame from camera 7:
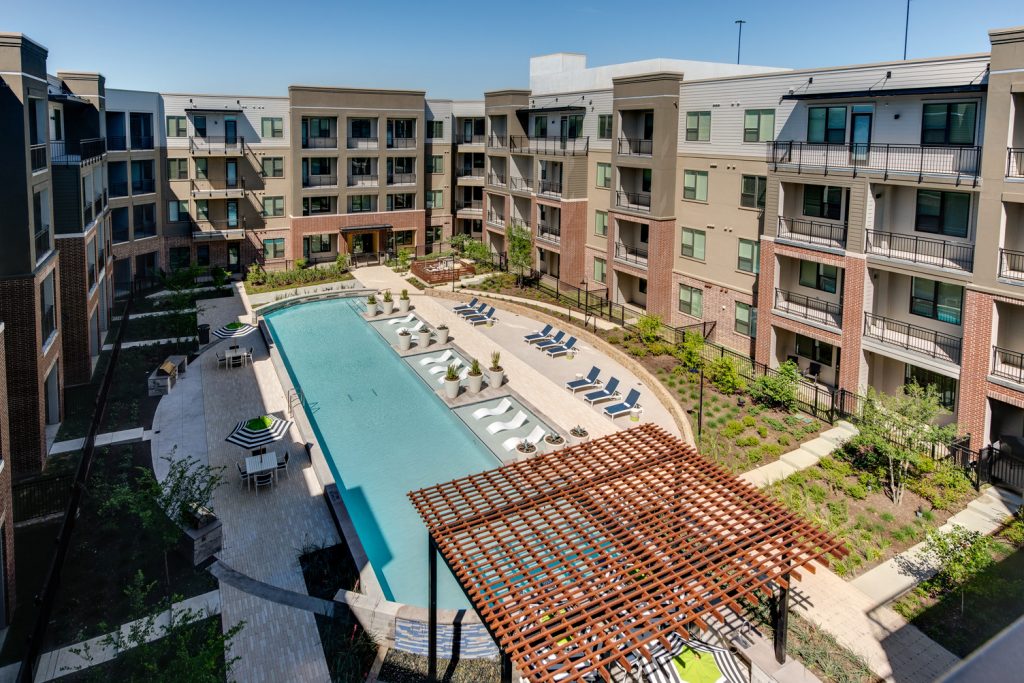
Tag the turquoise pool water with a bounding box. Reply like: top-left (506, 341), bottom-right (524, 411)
top-left (265, 298), bottom-right (500, 610)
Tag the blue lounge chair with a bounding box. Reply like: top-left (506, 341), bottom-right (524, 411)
top-left (466, 306), bottom-right (496, 325)
top-left (565, 366), bottom-right (601, 393)
top-left (523, 324), bottom-right (554, 344)
top-left (604, 389), bottom-right (641, 418)
top-left (453, 297), bottom-right (479, 313)
top-left (583, 377), bottom-right (620, 405)
top-left (544, 337), bottom-right (577, 357)
top-left (457, 302), bottom-right (487, 318)
top-left (535, 331), bottom-right (566, 351)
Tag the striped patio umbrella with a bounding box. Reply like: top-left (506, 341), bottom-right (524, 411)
top-left (225, 415), bottom-right (293, 449)
top-left (213, 322), bottom-right (256, 339)
top-left (643, 634), bottom-right (747, 683)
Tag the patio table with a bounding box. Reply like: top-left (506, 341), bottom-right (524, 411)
top-left (245, 452), bottom-right (277, 490)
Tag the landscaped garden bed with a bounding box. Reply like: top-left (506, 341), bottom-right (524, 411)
top-left (244, 259), bottom-right (353, 294)
top-left (120, 312), bottom-right (198, 343)
top-left (130, 287), bottom-right (234, 315)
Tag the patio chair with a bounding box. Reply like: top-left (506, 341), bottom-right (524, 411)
top-left (419, 350), bottom-right (454, 366)
top-left (216, 352), bottom-right (227, 369)
top-left (457, 302), bottom-right (487, 318)
top-left (236, 462), bottom-right (251, 487)
top-left (544, 336), bottom-right (577, 357)
top-left (486, 410), bottom-right (528, 435)
top-left (253, 471), bottom-right (274, 493)
top-left (524, 324), bottom-right (554, 344)
top-left (453, 297), bottom-right (479, 313)
top-left (534, 331), bottom-right (566, 352)
top-left (387, 313), bottom-right (416, 325)
top-left (465, 306), bottom-right (496, 325)
top-left (276, 451), bottom-right (290, 478)
top-left (472, 397), bottom-right (512, 420)
top-left (604, 389), bottom-right (641, 418)
top-left (583, 377), bottom-right (620, 405)
top-left (565, 366), bottom-right (601, 393)
top-left (503, 425), bottom-right (546, 452)
top-left (246, 347), bottom-right (254, 365)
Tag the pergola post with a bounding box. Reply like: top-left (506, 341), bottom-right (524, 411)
top-left (773, 574), bottom-right (791, 664)
top-left (500, 652), bottom-right (512, 683)
top-left (428, 534), bottom-right (438, 681)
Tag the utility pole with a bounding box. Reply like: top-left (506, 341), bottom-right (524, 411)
top-left (735, 20), bottom-right (747, 64)
top-left (903, 0), bottom-right (911, 60)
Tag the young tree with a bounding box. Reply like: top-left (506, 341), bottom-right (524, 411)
top-left (676, 330), bottom-right (705, 372)
top-left (505, 223), bottom-right (533, 286)
top-left (634, 314), bottom-right (663, 346)
top-left (448, 232), bottom-right (471, 255)
top-left (750, 360), bottom-right (800, 412)
top-left (923, 524), bottom-right (993, 616)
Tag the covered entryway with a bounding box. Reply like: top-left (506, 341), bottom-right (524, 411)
top-left (339, 224), bottom-right (393, 266)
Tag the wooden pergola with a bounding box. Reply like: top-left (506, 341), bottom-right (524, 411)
top-left (409, 424), bottom-right (847, 683)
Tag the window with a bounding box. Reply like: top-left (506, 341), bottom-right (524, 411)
top-left (533, 117), bottom-right (547, 138)
top-left (596, 162), bottom-right (611, 188)
top-left (167, 158), bottom-right (188, 180)
top-left (426, 190), bottom-right (443, 209)
top-left (303, 158), bottom-right (332, 177)
top-left (910, 277), bottom-right (963, 325)
top-left (350, 157), bottom-right (373, 176)
top-left (915, 190), bottom-right (969, 238)
top-left (40, 272), bottom-right (56, 344)
top-left (678, 284), bottom-right (703, 318)
top-left (196, 244), bottom-right (210, 267)
top-left (594, 257), bottom-right (606, 284)
top-left (598, 114), bottom-right (613, 139)
top-left (743, 109), bottom-right (775, 142)
top-left (169, 247), bottom-right (191, 270)
top-left (262, 196), bottom-right (284, 217)
top-left (112, 207), bottom-right (129, 243)
top-left (195, 199), bottom-right (209, 221)
top-left (427, 120), bottom-right (444, 139)
top-left (168, 200), bottom-right (189, 222)
top-left (681, 228), bottom-right (706, 260)
top-left (683, 170), bottom-right (708, 201)
top-left (309, 234), bottom-right (331, 253)
top-left (799, 260), bottom-right (838, 293)
top-left (387, 193), bottom-right (415, 211)
top-left (795, 334), bottom-right (834, 365)
top-left (33, 189), bottom-right (51, 261)
top-left (428, 155), bottom-right (444, 173)
top-left (350, 195), bottom-right (374, 213)
top-left (261, 157), bottom-right (284, 178)
top-left (905, 365), bottom-right (957, 410)
top-left (685, 111), bottom-right (711, 142)
top-left (802, 185), bottom-right (842, 220)
top-left (350, 119), bottom-right (372, 139)
top-left (740, 175), bottom-right (767, 209)
top-left (261, 117), bottom-right (284, 138)
top-left (735, 303), bottom-right (757, 338)
top-left (166, 116), bottom-right (186, 137)
top-left (263, 238), bottom-right (285, 259)
top-left (193, 115), bottom-right (207, 137)
top-left (303, 197), bottom-right (332, 216)
top-left (134, 203), bottom-right (156, 236)
top-left (595, 211), bottom-right (608, 237)
top-left (737, 239), bottom-right (760, 273)
top-left (303, 117), bottom-right (332, 143)
top-left (921, 102), bottom-right (977, 146)
top-left (195, 158), bottom-right (208, 179)
top-left (807, 106), bottom-right (847, 144)
top-left (566, 115), bottom-right (584, 138)
top-left (638, 279), bottom-right (648, 295)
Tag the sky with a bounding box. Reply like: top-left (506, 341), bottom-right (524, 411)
top-left (6, 0), bottom-right (1022, 99)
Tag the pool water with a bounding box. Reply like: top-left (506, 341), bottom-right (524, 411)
top-left (265, 298), bottom-right (500, 609)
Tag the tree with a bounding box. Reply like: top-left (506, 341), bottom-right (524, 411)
top-left (448, 232), bottom-right (471, 255)
top-left (506, 223), bottom-right (533, 286)
top-left (634, 314), bottom-right (662, 346)
top-left (750, 360), bottom-right (800, 412)
top-left (708, 356), bottom-right (746, 395)
top-left (923, 524), bottom-right (993, 616)
top-left (676, 330), bottom-right (705, 372)
top-left (158, 264), bottom-right (205, 353)
top-left (462, 239), bottom-right (492, 265)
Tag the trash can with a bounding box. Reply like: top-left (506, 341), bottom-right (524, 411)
top-left (198, 323), bottom-right (211, 345)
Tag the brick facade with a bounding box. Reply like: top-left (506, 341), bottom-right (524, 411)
top-left (553, 199), bottom-right (586, 285)
top-left (669, 271), bottom-right (756, 356)
top-left (57, 236), bottom-right (91, 385)
top-left (0, 324), bottom-right (16, 626)
top-left (958, 288), bottom-right (996, 443)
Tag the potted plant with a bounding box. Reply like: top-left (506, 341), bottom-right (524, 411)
top-left (570, 425), bottom-right (589, 439)
top-left (545, 433), bottom-right (565, 446)
top-left (381, 289), bottom-right (395, 315)
top-left (443, 362), bottom-right (461, 400)
top-left (398, 288), bottom-right (411, 313)
top-left (397, 328), bottom-right (412, 352)
top-left (487, 350), bottom-right (504, 388)
top-left (436, 322), bottom-right (450, 345)
top-left (418, 326), bottom-right (432, 348)
top-left (467, 358), bottom-right (484, 394)
top-left (516, 439), bottom-right (537, 455)
top-left (366, 294), bottom-right (377, 316)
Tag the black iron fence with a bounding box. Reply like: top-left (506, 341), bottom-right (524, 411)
top-left (509, 135), bottom-right (589, 156)
top-left (998, 248), bottom-right (1024, 281)
top-left (863, 313), bottom-right (962, 364)
top-left (865, 229), bottom-right (974, 272)
top-left (768, 141), bottom-right (981, 185)
top-left (12, 474), bottom-right (73, 523)
top-left (617, 138), bottom-right (653, 156)
top-left (991, 346), bottom-right (1024, 385)
top-left (777, 216), bottom-right (847, 249)
top-left (1008, 148), bottom-right (1024, 178)
top-left (979, 445), bottom-right (1024, 493)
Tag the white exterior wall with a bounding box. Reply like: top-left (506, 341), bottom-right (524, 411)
top-left (160, 94), bottom-right (290, 150)
top-left (106, 88), bottom-right (164, 144)
top-left (426, 99), bottom-right (453, 143)
top-left (526, 89), bottom-right (614, 151)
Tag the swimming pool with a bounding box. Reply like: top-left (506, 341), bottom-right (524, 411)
top-left (265, 297), bottom-right (500, 610)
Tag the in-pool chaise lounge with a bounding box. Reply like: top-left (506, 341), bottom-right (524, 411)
top-left (502, 425), bottom-right (546, 452)
top-left (387, 313), bottom-right (416, 325)
top-left (472, 398), bottom-right (512, 420)
top-left (419, 350), bottom-right (454, 366)
top-left (486, 410), bottom-right (527, 435)
top-left (396, 320), bottom-right (425, 334)
top-left (428, 358), bottom-right (462, 375)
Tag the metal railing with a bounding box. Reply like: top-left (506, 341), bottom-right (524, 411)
top-left (487, 172), bottom-right (506, 187)
top-left (387, 173), bottom-right (416, 185)
top-left (455, 133), bottom-right (486, 144)
top-left (777, 216), bottom-right (847, 249)
top-left (865, 229), bottom-right (974, 272)
top-left (131, 178), bottom-right (155, 194)
top-left (109, 180), bottom-right (128, 198)
top-left (134, 221), bottom-right (157, 239)
top-left (863, 312), bottom-right (962, 364)
top-left (509, 135), bottom-right (589, 156)
top-left (508, 218), bottom-right (531, 230)
top-left (13, 473), bottom-right (73, 523)
top-left (768, 141), bottom-right (981, 185)
top-left (129, 135), bottom-right (154, 150)
top-left (617, 137), bottom-right (653, 156)
top-left (303, 174), bottom-right (338, 188)
top-left (189, 135), bottom-right (244, 155)
top-left (302, 136), bottom-right (337, 149)
top-left (537, 222), bottom-right (561, 244)
top-left (487, 134), bottom-right (507, 148)
top-left (616, 191), bottom-right (651, 212)
top-left (457, 167), bottom-right (485, 178)
top-left (388, 136), bottom-right (416, 149)
top-left (774, 288), bottom-right (843, 328)
top-left (30, 143), bottom-right (47, 171)
top-left (509, 176), bottom-right (534, 192)
top-left (82, 202), bottom-right (93, 226)
top-left (614, 242), bottom-right (648, 267)
top-left (106, 135), bottom-right (126, 151)
top-left (49, 138), bottom-right (106, 165)
top-left (347, 136), bottom-right (378, 149)
top-left (486, 211), bottom-right (505, 228)
top-left (34, 226), bottom-right (51, 259)
top-left (999, 248), bottom-right (1024, 282)
top-left (112, 224), bottom-right (129, 243)
top-left (190, 177), bottom-right (245, 197)
top-left (348, 174), bottom-right (379, 187)
top-left (456, 199), bottom-right (483, 211)
top-left (538, 179), bottom-right (562, 196)
top-left (1008, 148), bottom-right (1024, 178)
top-left (992, 346), bottom-right (1024, 385)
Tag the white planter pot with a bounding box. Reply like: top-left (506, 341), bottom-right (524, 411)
top-left (397, 333), bottom-right (412, 352)
top-left (436, 327), bottom-right (450, 344)
top-left (467, 373), bottom-right (484, 394)
top-left (366, 301), bottom-right (377, 315)
top-left (417, 330), bottom-right (432, 348)
top-left (487, 368), bottom-right (504, 388)
top-left (443, 377), bottom-right (460, 400)
top-left (381, 299), bottom-right (394, 315)
top-left (399, 298), bottom-right (411, 313)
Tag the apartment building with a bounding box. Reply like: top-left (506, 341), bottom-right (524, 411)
top-left (0, 323), bottom-right (15, 630)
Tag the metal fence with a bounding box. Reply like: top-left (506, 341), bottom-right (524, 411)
top-left (12, 474), bottom-right (73, 523)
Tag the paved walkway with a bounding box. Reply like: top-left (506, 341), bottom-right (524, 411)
top-left (455, 286), bottom-right (621, 331)
top-left (739, 421), bottom-right (858, 487)
top-left (48, 427), bottom-right (147, 456)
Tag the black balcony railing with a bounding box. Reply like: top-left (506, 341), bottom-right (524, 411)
top-left (387, 173), bottom-right (416, 185)
top-left (863, 312), bottom-right (962, 364)
top-left (992, 347), bottom-right (1024, 385)
top-left (487, 172), bottom-right (506, 187)
top-left (865, 229), bottom-right (974, 272)
top-left (388, 137), bottom-right (416, 149)
top-left (456, 199), bottom-right (483, 211)
top-left (487, 134), bottom-right (507, 148)
top-left (777, 216), bottom-right (848, 249)
top-left (348, 136), bottom-right (378, 149)
top-left (190, 177), bottom-right (246, 197)
top-left (30, 144), bottom-right (47, 172)
top-left (34, 226), bottom-right (51, 259)
top-left (509, 218), bottom-right (531, 230)
top-left (614, 243), bottom-right (648, 266)
top-left (617, 138), bottom-right (653, 156)
top-left (82, 203), bottom-right (93, 225)
top-left (303, 174), bottom-right (338, 188)
top-left (302, 136), bottom-right (338, 149)
top-left (486, 212), bottom-right (505, 228)
top-left (1008, 148), bottom-right (1024, 178)
top-left (537, 223), bottom-right (561, 244)
top-left (999, 248), bottom-right (1024, 282)
top-left (538, 179), bottom-right (562, 196)
top-left (774, 288), bottom-right (843, 328)
top-left (616, 191), bottom-right (651, 212)
top-left (109, 181), bottom-right (129, 198)
top-left (189, 136), bottom-right (244, 155)
top-left (509, 176), bottom-right (533, 192)
top-left (50, 138), bottom-right (106, 165)
top-left (509, 136), bottom-right (589, 156)
top-left (107, 135), bottom-right (126, 151)
top-left (93, 196), bottom-right (103, 217)
top-left (348, 174), bottom-right (379, 187)
top-left (132, 178), bottom-right (155, 194)
top-left (457, 167), bottom-right (485, 178)
top-left (134, 221), bottom-right (157, 239)
top-left (768, 141), bottom-right (981, 184)
top-left (129, 135), bottom-right (154, 150)
top-left (456, 133), bottom-right (486, 145)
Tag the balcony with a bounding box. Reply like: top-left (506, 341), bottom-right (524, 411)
top-left (509, 176), bottom-right (533, 193)
top-left (863, 312), bottom-right (962, 364)
top-left (617, 138), bottom-right (653, 157)
top-left (1009, 148), bottom-right (1024, 178)
top-left (616, 191), bottom-right (651, 213)
top-left (132, 178), bottom-right (156, 195)
top-left (768, 141), bottom-right (981, 184)
top-left (999, 249), bottom-right (1024, 282)
top-left (538, 179), bottom-right (562, 197)
top-left (865, 230), bottom-right (974, 273)
top-left (348, 136), bottom-right (378, 150)
top-left (509, 136), bottom-right (589, 156)
top-left (992, 347), bottom-right (1024, 386)
top-left (34, 226), bottom-right (51, 259)
top-left (455, 133), bottom-right (486, 145)
top-left (193, 218), bottom-right (246, 240)
top-left (303, 174), bottom-right (338, 188)
top-left (537, 222), bottom-right (561, 245)
top-left (388, 137), bottom-right (416, 149)
top-left (50, 138), bottom-right (106, 166)
top-left (107, 136), bottom-right (126, 152)
top-left (348, 174), bottom-right (379, 188)
top-left (109, 181), bottom-right (129, 198)
top-left (387, 173), bottom-right (416, 186)
top-left (614, 243), bottom-right (648, 268)
top-left (777, 216), bottom-right (847, 250)
top-left (302, 136), bottom-right (337, 149)
top-left (774, 289), bottom-right (843, 329)
top-left (487, 172), bottom-right (506, 188)
top-left (457, 168), bottom-right (485, 182)
top-left (129, 135), bottom-right (154, 150)
top-left (508, 218), bottom-right (530, 231)
top-left (190, 136), bottom-right (245, 156)
top-left (135, 221), bottom-right (157, 239)
top-left (30, 144), bottom-right (47, 172)
top-left (486, 211), bottom-right (505, 229)
top-left (487, 134), bottom-right (507, 149)
top-left (456, 199), bottom-right (483, 213)
top-left (191, 177), bottom-right (246, 199)
top-left (82, 202), bottom-right (93, 226)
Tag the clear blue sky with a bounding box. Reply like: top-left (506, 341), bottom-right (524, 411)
top-left (7, 0), bottom-right (1022, 98)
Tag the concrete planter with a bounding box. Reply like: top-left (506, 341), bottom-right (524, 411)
top-left (183, 517), bottom-right (222, 567)
top-left (399, 298), bottom-right (411, 313)
top-left (418, 329), bottom-right (432, 348)
top-left (467, 372), bottom-right (484, 394)
top-left (443, 377), bottom-right (460, 400)
top-left (382, 299), bottom-right (395, 315)
top-left (436, 326), bottom-right (450, 344)
top-left (487, 367), bottom-right (504, 388)
top-left (397, 333), bottom-right (412, 352)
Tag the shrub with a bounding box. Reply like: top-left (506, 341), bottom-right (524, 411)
top-left (807, 483), bottom-right (828, 504)
top-left (648, 341), bottom-right (675, 357)
top-left (708, 356), bottom-right (746, 395)
top-left (757, 426), bottom-right (768, 438)
top-left (294, 257), bottom-right (307, 269)
top-left (634, 314), bottom-right (662, 346)
top-left (736, 436), bottom-right (760, 447)
top-left (777, 435), bottom-right (791, 448)
top-left (335, 252), bottom-right (350, 271)
top-left (742, 415), bottom-right (756, 428)
top-left (606, 333), bottom-right (622, 345)
top-left (763, 417), bottom-right (787, 431)
top-left (722, 420), bottom-right (745, 438)
top-left (845, 483), bottom-right (868, 500)
top-left (1001, 513), bottom-right (1024, 546)
top-left (760, 443), bottom-right (783, 459)
top-left (675, 330), bottom-right (705, 372)
top-left (749, 361), bottom-right (800, 411)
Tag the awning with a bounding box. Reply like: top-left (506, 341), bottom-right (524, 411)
top-left (184, 106), bottom-right (243, 113)
top-left (782, 83), bottom-right (987, 101)
top-left (339, 224), bottom-right (392, 233)
top-left (521, 105), bottom-right (586, 114)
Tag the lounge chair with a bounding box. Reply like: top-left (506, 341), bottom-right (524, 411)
top-left (428, 358), bottom-right (462, 375)
top-left (396, 320), bottom-right (425, 334)
top-left (472, 398), bottom-right (512, 420)
top-left (503, 425), bottom-right (546, 452)
top-left (544, 336), bottom-right (577, 357)
top-left (465, 306), bottom-right (496, 325)
top-left (486, 410), bottom-right (527, 435)
top-left (453, 297), bottom-right (479, 313)
top-left (419, 350), bottom-right (454, 366)
top-left (534, 331), bottom-right (566, 351)
top-left (387, 313), bottom-right (416, 325)
top-left (583, 377), bottom-right (620, 405)
top-left (565, 366), bottom-right (601, 393)
top-left (438, 366), bottom-right (470, 384)
top-left (523, 324), bottom-right (554, 344)
top-left (276, 451), bottom-right (290, 478)
top-left (457, 302), bottom-right (487, 318)
top-left (604, 389), bottom-right (641, 418)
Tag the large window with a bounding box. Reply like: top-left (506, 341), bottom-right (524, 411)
top-left (905, 365), bottom-right (957, 410)
top-left (195, 158), bottom-right (208, 179)
top-left (303, 197), bottom-right (332, 216)
top-left (40, 272), bottom-right (56, 345)
top-left (799, 260), bottom-right (838, 293)
top-left (428, 155), bottom-right (444, 173)
top-left (735, 302), bottom-right (757, 338)
top-left (802, 185), bottom-right (842, 220)
top-left (426, 190), bottom-right (443, 209)
top-left (685, 111), bottom-right (711, 142)
top-left (195, 199), bottom-right (209, 221)
top-left (263, 238), bottom-right (285, 259)
top-left (427, 120), bottom-right (444, 139)
top-left (598, 114), bottom-right (613, 139)
top-left (261, 117), bottom-right (284, 138)
top-left (350, 118), bottom-right (372, 138)
top-left (196, 244), bottom-right (210, 267)
top-left (167, 158), bottom-right (188, 180)
top-left (350, 195), bottom-right (374, 213)
top-left (737, 239), bottom-right (760, 273)
top-left (915, 190), bottom-right (970, 238)
top-left (681, 228), bottom-right (706, 260)
top-left (166, 116), bottom-right (186, 137)
top-left (595, 210), bottom-right (608, 237)
top-left (193, 115), bottom-right (207, 137)
top-left (910, 277), bottom-right (963, 325)
top-left (795, 333), bottom-right (834, 365)
top-left (596, 162), bottom-right (611, 188)
top-left (683, 170), bottom-right (708, 202)
top-left (678, 284), bottom-right (703, 318)
top-left (532, 117), bottom-right (547, 138)
top-left (309, 234), bottom-right (331, 253)
top-left (921, 102), bottom-right (977, 146)
top-left (134, 203), bottom-right (156, 237)
top-left (743, 109), bottom-right (775, 142)
top-left (167, 200), bottom-right (189, 222)
top-left (387, 193), bottom-right (415, 211)
top-left (740, 175), bottom-right (767, 209)
top-left (807, 106), bottom-right (847, 144)
top-left (262, 196), bottom-right (284, 217)
top-left (594, 257), bottom-right (606, 284)
top-left (261, 157), bottom-right (284, 178)
top-left (169, 246), bottom-right (191, 270)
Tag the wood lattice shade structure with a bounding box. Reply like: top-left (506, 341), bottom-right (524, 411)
top-left (409, 424), bottom-right (847, 683)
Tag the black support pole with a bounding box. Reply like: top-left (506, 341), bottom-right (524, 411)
top-left (501, 652), bottom-right (512, 683)
top-left (428, 534), bottom-right (438, 681)
top-left (774, 575), bottom-right (791, 664)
